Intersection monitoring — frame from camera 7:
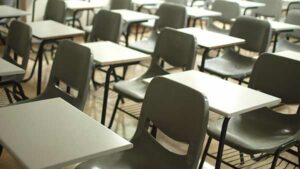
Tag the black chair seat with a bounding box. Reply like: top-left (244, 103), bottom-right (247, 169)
top-left (204, 49), bottom-right (256, 79)
top-left (114, 77), bottom-right (147, 102)
top-left (129, 35), bottom-right (156, 54)
top-left (275, 39), bottom-right (300, 52)
top-left (208, 108), bottom-right (299, 154)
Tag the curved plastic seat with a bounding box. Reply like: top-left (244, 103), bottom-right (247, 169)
top-left (204, 0), bottom-right (239, 34)
top-left (275, 10), bottom-right (300, 52)
top-left (208, 108), bottom-right (299, 154)
top-left (201, 53), bottom-right (300, 168)
top-left (205, 49), bottom-right (256, 79)
top-left (128, 35), bottom-right (156, 54)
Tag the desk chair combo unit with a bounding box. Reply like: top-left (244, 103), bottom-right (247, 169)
top-left (204, 0), bottom-right (240, 35)
top-left (108, 28), bottom-right (197, 129)
top-left (24, 0), bottom-right (67, 84)
top-left (130, 3), bottom-right (187, 55)
top-left (203, 16), bottom-right (271, 84)
top-left (15, 40), bottom-right (93, 111)
top-left (88, 10), bottom-right (124, 88)
top-left (275, 10), bottom-right (300, 52)
top-left (200, 52), bottom-right (300, 169)
top-left (0, 20), bottom-right (31, 103)
top-left (77, 77), bottom-right (209, 169)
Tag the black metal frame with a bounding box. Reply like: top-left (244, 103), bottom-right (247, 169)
top-left (272, 29), bottom-right (295, 52)
top-left (100, 61), bottom-right (140, 125)
top-left (199, 117), bottom-right (300, 169)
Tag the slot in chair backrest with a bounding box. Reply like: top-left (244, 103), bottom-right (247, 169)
top-left (89, 10), bottom-right (122, 43)
top-left (230, 16), bottom-right (271, 53)
top-left (133, 77), bottom-right (209, 169)
top-left (110, 0), bottom-right (132, 9)
top-left (43, 40), bottom-right (93, 110)
top-left (151, 28), bottom-right (197, 70)
top-left (2, 20), bottom-right (32, 81)
top-left (212, 0), bottom-right (240, 24)
top-left (249, 53), bottom-right (300, 104)
top-left (154, 3), bottom-right (187, 32)
top-left (44, 0), bottom-right (66, 23)
top-left (285, 10), bottom-right (300, 39)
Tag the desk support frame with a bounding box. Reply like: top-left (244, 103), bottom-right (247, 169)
top-left (101, 61), bottom-right (139, 125)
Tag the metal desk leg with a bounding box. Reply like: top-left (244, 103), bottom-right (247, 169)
top-left (16, 0), bottom-right (19, 8)
top-left (32, 0), bottom-right (37, 22)
top-left (101, 66), bottom-right (114, 125)
top-left (36, 41), bottom-right (46, 95)
top-left (273, 33), bottom-right (279, 53)
top-left (125, 23), bottom-right (132, 47)
top-left (215, 117), bottom-right (230, 169)
top-left (73, 10), bottom-right (79, 27)
top-left (199, 48), bottom-right (210, 72)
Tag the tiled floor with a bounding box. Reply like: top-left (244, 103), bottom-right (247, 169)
top-left (0, 27), bottom-right (299, 169)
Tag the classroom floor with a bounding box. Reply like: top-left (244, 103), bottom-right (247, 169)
top-left (0, 26), bottom-right (298, 169)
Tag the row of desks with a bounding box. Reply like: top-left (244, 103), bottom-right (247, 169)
top-left (2, 10), bottom-right (299, 121)
top-left (1, 49), bottom-right (298, 169)
top-left (0, 1), bottom-right (300, 168)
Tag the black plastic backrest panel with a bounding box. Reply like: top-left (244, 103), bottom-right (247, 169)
top-left (90, 10), bottom-right (122, 43)
top-left (134, 77), bottom-right (209, 169)
top-left (152, 28), bottom-right (197, 70)
top-left (230, 16), bottom-right (271, 53)
top-left (249, 53), bottom-right (300, 104)
top-left (44, 0), bottom-right (66, 23)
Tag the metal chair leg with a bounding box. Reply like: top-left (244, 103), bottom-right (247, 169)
top-left (297, 145), bottom-right (300, 167)
top-left (108, 95), bottom-right (121, 129)
top-left (151, 125), bottom-right (157, 137)
top-left (0, 145), bottom-right (3, 157)
top-left (199, 137), bottom-right (212, 169)
top-left (4, 88), bottom-right (13, 104)
top-left (239, 152), bottom-right (245, 165)
top-left (270, 151), bottom-right (280, 169)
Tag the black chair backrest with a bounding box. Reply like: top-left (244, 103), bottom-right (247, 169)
top-left (0, 0), bottom-right (16, 6)
top-left (154, 3), bottom-right (187, 32)
top-left (44, 0), bottom-right (66, 23)
top-left (285, 10), bottom-right (300, 39)
top-left (151, 28), bottom-right (197, 70)
top-left (230, 16), bottom-right (271, 53)
top-left (89, 10), bottom-right (122, 43)
top-left (110, 0), bottom-right (132, 9)
top-left (211, 0), bottom-right (240, 24)
top-left (249, 53), bottom-right (300, 104)
top-left (44, 40), bottom-right (93, 110)
top-left (133, 77), bottom-right (209, 169)
top-left (2, 20), bottom-right (32, 81)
